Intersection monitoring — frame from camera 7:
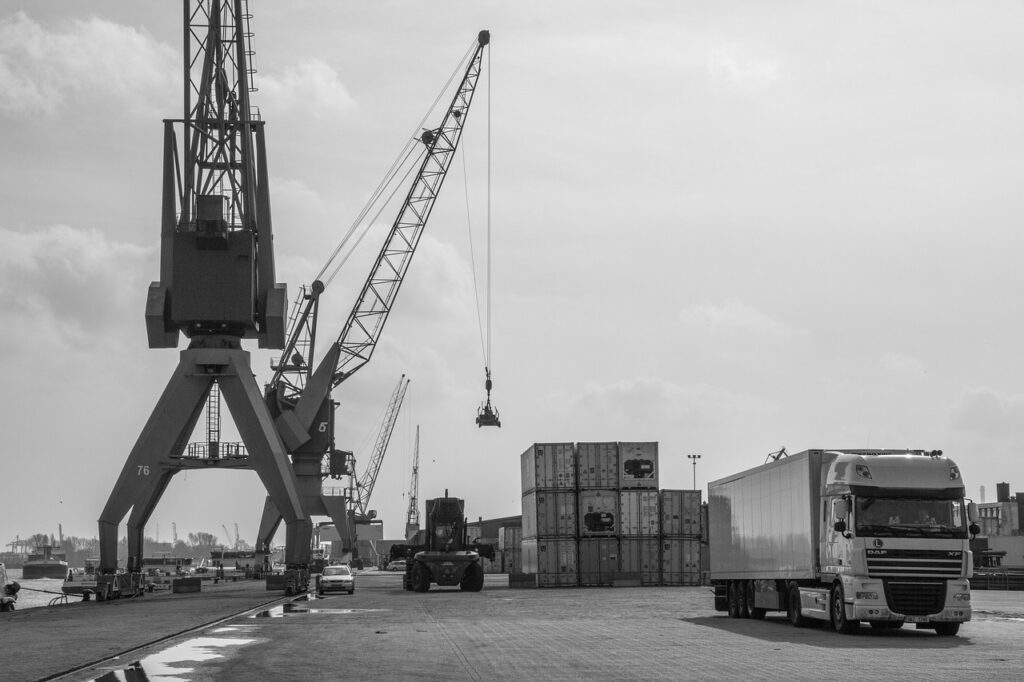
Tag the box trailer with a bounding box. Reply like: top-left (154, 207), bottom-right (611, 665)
top-left (708, 449), bottom-right (979, 636)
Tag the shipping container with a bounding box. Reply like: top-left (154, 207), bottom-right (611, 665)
top-left (522, 538), bottom-right (577, 586)
top-left (498, 526), bottom-right (522, 551)
top-left (660, 537), bottom-right (702, 586)
top-left (659, 489), bottom-right (703, 537)
top-left (619, 490), bottom-right (660, 536)
top-left (619, 537), bottom-right (662, 586)
top-left (576, 442), bottom-right (619, 489)
top-left (521, 443), bottom-right (576, 493)
top-left (522, 490), bottom-right (577, 539)
top-left (578, 537), bottom-right (618, 586)
top-left (504, 548), bottom-right (522, 574)
top-left (618, 441), bottom-right (658, 489)
top-left (578, 489), bottom-right (618, 537)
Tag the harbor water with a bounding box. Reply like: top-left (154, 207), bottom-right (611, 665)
top-left (3, 569), bottom-right (84, 610)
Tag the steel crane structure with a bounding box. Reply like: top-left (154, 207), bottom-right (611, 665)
top-left (405, 426), bottom-right (421, 541)
top-left (97, 0), bottom-right (305, 582)
top-left (354, 376), bottom-right (410, 522)
top-left (252, 30), bottom-right (490, 569)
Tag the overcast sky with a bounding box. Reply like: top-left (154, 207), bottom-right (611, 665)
top-left (2, 1), bottom-right (1023, 552)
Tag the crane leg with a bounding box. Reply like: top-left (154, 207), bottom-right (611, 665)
top-left (216, 347), bottom-right (309, 566)
top-left (97, 351), bottom-right (211, 573)
top-left (126, 472), bottom-right (175, 573)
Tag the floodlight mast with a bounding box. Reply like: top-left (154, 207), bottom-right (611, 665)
top-left (97, 0), bottom-right (307, 580)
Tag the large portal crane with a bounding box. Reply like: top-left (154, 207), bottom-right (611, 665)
top-left (252, 31), bottom-right (490, 569)
top-left (97, 0), bottom-right (305, 585)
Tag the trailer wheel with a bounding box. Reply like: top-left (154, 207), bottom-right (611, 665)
top-left (727, 582), bottom-right (740, 618)
top-left (934, 623), bottom-right (960, 637)
top-left (787, 585), bottom-right (808, 628)
top-left (411, 563), bottom-right (430, 593)
top-left (737, 580), bottom-right (750, 618)
top-left (745, 581), bottom-right (766, 619)
top-left (830, 583), bottom-right (859, 634)
top-left (460, 562), bottom-right (484, 592)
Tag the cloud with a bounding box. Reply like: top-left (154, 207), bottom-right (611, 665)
top-left (0, 224), bottom-right (152, 353)
top-left (949, 387), bottom-right (1024, 441)
top-left (566, 376), bottom-right (776, 437)
top-left (880, 351), bottom-right (927, 375)
top-left (678, 299), bottom-right (802, 337)
top-left (258, 60), bottom-right (356, 118)
top-left (707, 42), bottom-right (781, 93)
top-left (0, 12), bottom-right (177, 118)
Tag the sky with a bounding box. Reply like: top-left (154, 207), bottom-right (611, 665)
top-left (2, 1), bottom-right (1024, 553)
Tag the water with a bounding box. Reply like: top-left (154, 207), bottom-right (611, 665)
top-left (3, 569), bottom-right (84, 610)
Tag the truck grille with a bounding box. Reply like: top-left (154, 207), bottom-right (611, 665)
top-left (865, 549), bottom-right (962, 579)
top-left (883, 579), bottom-right (946, 616)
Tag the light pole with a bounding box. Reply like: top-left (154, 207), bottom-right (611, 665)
top-left (687, 454), bottom-right (701, 490)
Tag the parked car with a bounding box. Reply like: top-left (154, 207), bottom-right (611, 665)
top-left (387, 559), bottom-right (407, 572)
top-left (317, 564), bottom-right (355, 595)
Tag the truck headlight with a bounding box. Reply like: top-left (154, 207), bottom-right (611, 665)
top-left (855, 591), bottom-right (879, 600)
top-left (953, 592), bottom-right (971, 602)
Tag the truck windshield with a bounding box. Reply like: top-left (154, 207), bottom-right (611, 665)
top-left (854, 497), bottom-right (967, 538)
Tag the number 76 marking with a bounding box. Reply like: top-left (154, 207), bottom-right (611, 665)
top-left (137, 465), bottom-right (150, 476)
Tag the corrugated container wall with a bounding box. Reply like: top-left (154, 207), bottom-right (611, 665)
top-left (661, 538), bottom-right (702, 586)
top-left (521, 443), bottom-right (576, 493)
top-left (522, 538), bottom-right (578, 586)
top-left (618, 441), bottom-right (658, 489)
top-left (659, 489), bottom-right (703, 537)
top-left (620, 490), bottom-right (660, 536)
top-left (578, 489), bottom-right (618, 537)
top-left (619, 537), bottom-right (661, 585)
top-left (577, 442), bottom-right (619, 489)
top-left (504, 548), bottom-right (522, 574)
top-left (522, 491), bottom-right (577, 539)
top-left (498, 526), bottom-right (522, 551)
top-left (578, 537), bottom-right (618, 586)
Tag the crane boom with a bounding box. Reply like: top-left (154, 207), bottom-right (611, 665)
top-left (354, 376), bottom-right (411, 519)
top-left (406, 425), bottom-right (420, 528)
top-left (270, 30), bottom-right (490, 452)
top-left (327, 32), bottom-right (489, 389)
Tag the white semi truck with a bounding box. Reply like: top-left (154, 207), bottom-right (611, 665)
top-left (708, 449), bottom-right (979, 636)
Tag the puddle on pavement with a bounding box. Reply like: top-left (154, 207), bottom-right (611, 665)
top-left (251, 602), bottom-right (385, 618)
top-left (91, 636), bottom-right (254, 681)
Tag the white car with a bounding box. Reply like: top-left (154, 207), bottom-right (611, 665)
top-left (317, 564), bottom-right (355, 595)
top-left (387, 559), bottom-right (407, 572)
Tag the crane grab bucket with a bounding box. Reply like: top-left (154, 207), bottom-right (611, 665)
top-left (475, 373), bottom-right (501, 428)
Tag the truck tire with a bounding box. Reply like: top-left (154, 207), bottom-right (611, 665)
top-left (934, 623), bottom-right (960, 636)
top-left (737, 581), bottom-right (750, 618)
top-left (787, 584), bottom-right (808, 628)
top-left (460, 562), bottom-right (484, 592)
top-left (727, 582), bottom-right (740, 618)
top-left (745, 581), bottom-right (766, 619)
top-left (412, 563), bottom-right (430, 593)
top-left (830, 583), bottom-right (859, 634)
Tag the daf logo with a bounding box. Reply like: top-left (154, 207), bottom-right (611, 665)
top-left (873, 539), bottom-right (884, 548)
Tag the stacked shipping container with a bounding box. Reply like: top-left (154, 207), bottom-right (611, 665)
top-left (521, 443), bottom-right (578, 586)
top-left (519, 441), bottom-right (702, 587)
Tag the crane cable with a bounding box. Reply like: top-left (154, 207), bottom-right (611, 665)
top-left (312, 39), bottom-right (481, 291)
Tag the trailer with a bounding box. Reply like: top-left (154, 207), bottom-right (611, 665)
top-left (708, 449), bottom-right (978, 635)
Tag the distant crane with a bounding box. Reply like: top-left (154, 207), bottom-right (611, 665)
top-left (221, 525), bottom-right (233, 548)
top-left (405, 425), bottom-right (421, 541)
top-left (353, 376), bottom-right (411, 522)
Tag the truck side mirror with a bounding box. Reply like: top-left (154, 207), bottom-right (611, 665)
top-left (833, 520), bottom-right (847, 533)
top-left (967, 502), bottom-right (979, 524)
top-left (969, 523), bottom-right (980, 537)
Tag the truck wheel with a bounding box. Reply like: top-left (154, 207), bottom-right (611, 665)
top-left (737, 581), bottom-right (750, 618)
top-left (727, 582), bottom-right (740, 618)
top-left (460, 562), bottom-right (484, 592)
top-left (934, 623), bottom-right (960, 636)
top-left (745, 581), bottom-right (766, 619)
top-left (412, 563), bottom-right (430, 593)
top-left (787, 585), bottom-right (808, 628)
top-left (831, 583), bottom-right (859, 634)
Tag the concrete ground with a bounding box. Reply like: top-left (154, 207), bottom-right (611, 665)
top-left (5, 573), bottom-right (1024, 681)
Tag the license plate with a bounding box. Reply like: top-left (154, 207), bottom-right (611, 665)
top-left (904, 615), bottom-right (927, 623)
